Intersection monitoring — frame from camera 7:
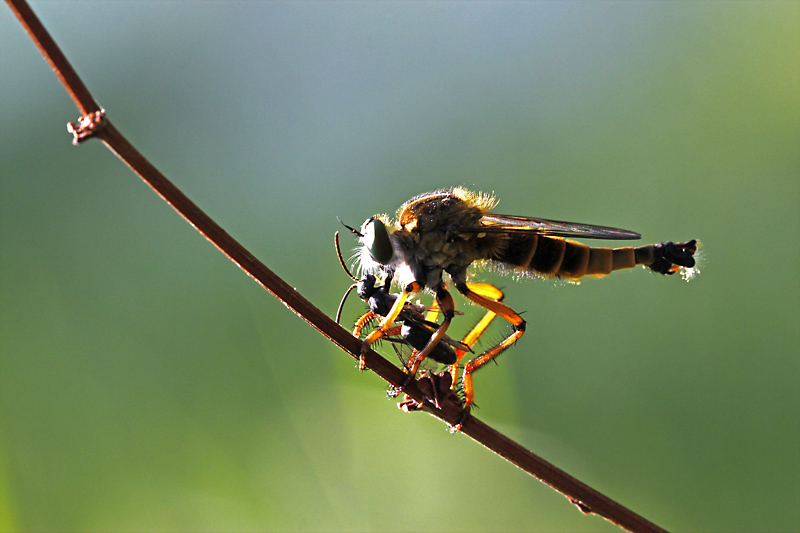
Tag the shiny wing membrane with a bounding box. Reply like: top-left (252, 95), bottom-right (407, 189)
top-left (462, 214), bottom-right (641, 240)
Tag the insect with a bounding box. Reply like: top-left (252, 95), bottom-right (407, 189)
top-left (339, 187), bottom-right (697, 427)
top-left (335, 231), bottom-right (502, 410)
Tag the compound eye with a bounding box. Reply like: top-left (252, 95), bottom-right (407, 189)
top-left (362, 217), bottom-right (394, 264)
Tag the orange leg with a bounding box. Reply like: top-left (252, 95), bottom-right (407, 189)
top-left (455, 283), bottom-right (504, 352)
top-left (403, 349), bottom-right (425, 379)
top-left (355, 314), bottom-right (403, 342)
top-left (352, 311), bottom-right (376, 338)
top-left (452, 281), bottom-right (526, 429)
top-left (449, 283), bottom-right (503, 388)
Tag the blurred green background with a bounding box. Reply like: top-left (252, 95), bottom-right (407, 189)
top-left (2, 2), bottom-right (798, 532)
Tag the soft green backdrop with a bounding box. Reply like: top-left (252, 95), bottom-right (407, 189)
top-left (2, 2), bottom-right (798, 532)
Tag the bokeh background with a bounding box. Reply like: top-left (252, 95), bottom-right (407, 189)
top-left (2, 2), bottom-right (798, 532)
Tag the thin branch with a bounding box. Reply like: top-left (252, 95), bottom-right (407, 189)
top-left (5, 1), bottom-right (668, 532)
top-left (7, 0), bottom-right (99, 114)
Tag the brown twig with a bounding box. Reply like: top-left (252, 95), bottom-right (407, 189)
top-left (5, 1), bottom-right (668, 532)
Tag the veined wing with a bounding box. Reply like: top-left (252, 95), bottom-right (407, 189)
top-left (460, 214), bottom-right (641, 240)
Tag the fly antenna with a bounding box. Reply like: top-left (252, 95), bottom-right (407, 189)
top-left (335, 283), bottom-right (357, 325)
top-left (334, 231), bottom-right (359, 281)
top-left (336, 216), bottom-right (363, 237)
top-left (334, 230), bottom-right (360, 324)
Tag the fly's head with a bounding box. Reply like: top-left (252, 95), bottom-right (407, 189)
top-left (358, 216), bottom-right (395, 273)
top-left (338, 214), bottom-right (402, 283)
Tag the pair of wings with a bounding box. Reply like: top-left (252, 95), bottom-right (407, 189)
top-left (459, 214), bottom-right (642, 240)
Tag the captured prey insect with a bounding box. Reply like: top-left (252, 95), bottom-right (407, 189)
top-left (338, 187), bottom-right (698, 427)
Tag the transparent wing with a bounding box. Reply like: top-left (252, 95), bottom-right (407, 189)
top-left (459, 213), bottom-right (641, 240)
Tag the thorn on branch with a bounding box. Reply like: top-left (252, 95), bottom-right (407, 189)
top-left (67, 109), bottom-right (106, 145)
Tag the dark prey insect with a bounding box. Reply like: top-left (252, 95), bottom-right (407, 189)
top-left (339, 187), bottom-right (697, 428)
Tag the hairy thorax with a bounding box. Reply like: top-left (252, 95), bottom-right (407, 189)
top-left (390, 192), bottom-right (493, 290)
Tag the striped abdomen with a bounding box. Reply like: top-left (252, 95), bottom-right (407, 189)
top-left (492, 234), bottom-right (697, 281)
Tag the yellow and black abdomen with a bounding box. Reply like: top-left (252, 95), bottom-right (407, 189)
top-left (492, 234), bottom-right (697, 281)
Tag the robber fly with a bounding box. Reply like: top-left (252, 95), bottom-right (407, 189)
top-left (339, 187), bottom-right (697, 427)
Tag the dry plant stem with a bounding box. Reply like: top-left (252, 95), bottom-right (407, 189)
top-left (6, 1), bottom-right (668, 532)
